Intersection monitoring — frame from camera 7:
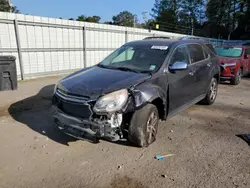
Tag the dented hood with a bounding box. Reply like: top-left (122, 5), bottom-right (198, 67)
top-left (58, 66), bottom-right (151, 99)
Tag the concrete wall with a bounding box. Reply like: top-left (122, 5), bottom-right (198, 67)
top-left (0, 12), bottom-right (186, 80)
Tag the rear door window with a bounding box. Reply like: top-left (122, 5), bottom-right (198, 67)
top-left (187, 44), bottom-right (205, 64)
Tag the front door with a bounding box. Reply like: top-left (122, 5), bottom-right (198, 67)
top-left (167, 44), bottom-right (196, 114)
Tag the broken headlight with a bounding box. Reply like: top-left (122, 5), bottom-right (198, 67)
top-left (93, 89), bottom-right (128, 113)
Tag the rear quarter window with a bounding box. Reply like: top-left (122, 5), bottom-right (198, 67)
top-left (205, 43), bottom-right (216, 54)
top-left (245, 48), bottom-right (250, 55)
top-left (203, 47), bottom-right (209, 59)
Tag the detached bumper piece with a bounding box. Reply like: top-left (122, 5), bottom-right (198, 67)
top-left (53, 107), bottom-right (121, 143)
top-left (54, 110), bottom-right (100, 143)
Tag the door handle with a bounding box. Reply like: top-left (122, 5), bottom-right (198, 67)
top-left (189, 71), bottom-right (195, 76)
top-left (207, 63), bottom-right (212, 67)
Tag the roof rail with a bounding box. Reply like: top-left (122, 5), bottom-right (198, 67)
top-left (178, 36), bottom-right (211, 43)
top-left (179, 36), bottom-right (204, 40)
top-left (143, 36), bottom-right (171, 40)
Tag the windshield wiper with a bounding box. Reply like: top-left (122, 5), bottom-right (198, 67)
top-left (97, 64), bottom-right (138, 72)
top-left (97, 64), bottom-right (107, 68)
top-left (97, 64), bottom-right (115, 69)
top-left (97, 65), bottom-right (151, 74)
top-left (114, 67), bottom-right (141, 73)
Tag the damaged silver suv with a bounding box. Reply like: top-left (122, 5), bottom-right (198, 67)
top-left (52, 38), bottom-right (220, 147)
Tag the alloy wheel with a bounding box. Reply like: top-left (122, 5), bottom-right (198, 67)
top-left (237, 69), bottom-right (242, 83)
top-left (146, 111), bottom-right (158, 144)
top-left (209, 80), bottom-right (217, 101)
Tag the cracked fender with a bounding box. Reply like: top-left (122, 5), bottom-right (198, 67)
top-left (131, 83), bottom-right (167, 109)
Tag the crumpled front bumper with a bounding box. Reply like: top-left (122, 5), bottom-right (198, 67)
top-left (52, 106), bottom-right (119, 142)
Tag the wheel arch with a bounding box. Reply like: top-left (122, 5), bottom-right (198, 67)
top-left (213, 73), bottom-right (220, 82)
top-left (151, 97), bottom-right (165, 120)
top-left (131, 84), bottom-right (167, 120)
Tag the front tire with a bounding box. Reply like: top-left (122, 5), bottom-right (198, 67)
top-left (128, 104), bottom-right (159, 147)
top-left (200, 78), bottom-right (218, 105)
top-left (230, 68), bottom-right (242, 85)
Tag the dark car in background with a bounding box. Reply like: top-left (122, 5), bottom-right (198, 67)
top-left (52, 38), bottom-right (220, 147)
top-left (215, 46), bottom-right (250, 85)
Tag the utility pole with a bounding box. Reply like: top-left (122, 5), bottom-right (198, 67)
top-left (188, 11), bottom-right (194, 35)
top-left (133, 15), bottom-right (136, 28)
top-left (191, 18), bottom-right (194, 35)
top-left (142, 11), bottom-right (148, 23)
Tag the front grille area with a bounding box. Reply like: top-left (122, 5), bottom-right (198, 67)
top-left (230, 67), bottom-right (235, 75)
top-left (220, 66), bottom-right (224, 73)
top-left (53, 93), bottom-right (93, 119)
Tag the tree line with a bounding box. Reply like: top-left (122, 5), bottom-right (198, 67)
top-left (1, 0), bottom-right (250, 40)
top-left (0, 0), bottom-right (20, 13)
top-left (150, 0), bottom-right (250, 40)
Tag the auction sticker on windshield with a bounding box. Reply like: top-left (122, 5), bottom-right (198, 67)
top-left (149, 65), bottom-right (156, 70)
top-left (151, 46), bottom-right (168, 50)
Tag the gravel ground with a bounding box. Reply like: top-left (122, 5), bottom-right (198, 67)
top-left (0, 76), bottom-right (250, 188)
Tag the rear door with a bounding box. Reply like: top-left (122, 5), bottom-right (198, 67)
top-left (187, 44), bottom-right (211, 97)
top-left (167, 44), bottom-right (197, 113)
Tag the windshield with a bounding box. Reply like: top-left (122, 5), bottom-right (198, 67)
top-left (215, 47), bottom-right (243, 57)
top-left (99, 44), bottom-right (169, 73)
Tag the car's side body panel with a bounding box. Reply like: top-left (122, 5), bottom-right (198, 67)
top-left (164, 43), bottom-right (197, 114)
top-left (131, 41), bottom-right (220, 119)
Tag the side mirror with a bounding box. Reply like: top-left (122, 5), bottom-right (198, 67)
top-left (169, 61), bottom-right (188, 71)
top-left (244, 54), bottom-right (250, 59)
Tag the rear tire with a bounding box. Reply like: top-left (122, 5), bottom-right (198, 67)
top-left (128, 104), bottom-right (159, 147)
top-left (200, 78), bottom-right (218, 105)
top-left (230, 68), bottom-right (242, 85)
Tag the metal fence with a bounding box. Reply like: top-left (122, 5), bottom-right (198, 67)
top-left (0, 12), bottom-right (187, 80)
top-left (2, 12), bottom-right (248, 80)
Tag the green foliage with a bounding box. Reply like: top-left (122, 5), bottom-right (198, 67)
top-left (76, 15), bottom-right (101, 23)
top-left (0, 0), bottom-right (20, 13)
top-left (206, 0), bottom-right (250, 39)
top-left (112, 11), bottom-right (137, 27)
top-left (103, 21), bottom-right (113, 25)
top-left (11, 6), bottom-right (20, 13)
top-left (76, 15), bottom-right (87, 22)
top-left (150, 0), bottom-right (250, 39)
top-left (0, 0), bottom-right (11, 12)
top-left (85, 16), bottom-right (101, 23)
top-left (151, 0), bottom-right (204, 34)
top-left (140, 19), bottom-right (156, 29)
